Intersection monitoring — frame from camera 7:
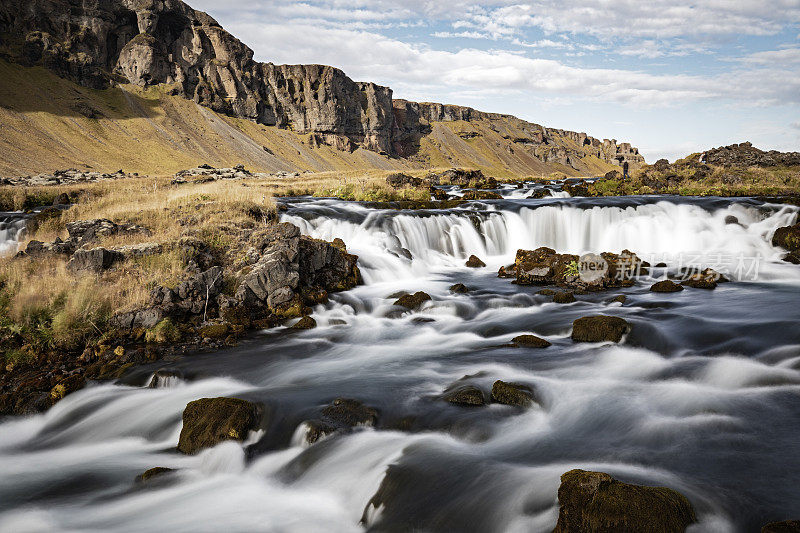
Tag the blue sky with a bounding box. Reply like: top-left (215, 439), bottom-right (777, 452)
top-left (190, 0), bottom-right (800, 162)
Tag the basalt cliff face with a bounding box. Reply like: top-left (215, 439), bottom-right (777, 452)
top-left (0, 0), bottom-right (644, 173)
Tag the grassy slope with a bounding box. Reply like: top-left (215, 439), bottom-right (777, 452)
top-left (0, 60), bottom-right (618, 178)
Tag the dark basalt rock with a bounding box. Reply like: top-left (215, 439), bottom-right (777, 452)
top-left (554, 469), bottom-right (697, 533)
top-left (443, 385), bottom-right (486, 406)
top-left (511, 334), bottom-right (551, 348)
top-left (498, 264), bottom-right (516, 278)
top-left (393, 291), bottom-right (431, 310)
top-left (449, 283), bottom-right (470, 293)
top-left (611, 295), bottom-right (627, 304)
top-left (571, 315), bottom-right (630, 343)
top-left (762, 520), bottom-right (800, 533)
top-left (650, 280), bottom-right (684, 293)
top-left (491, 380), bottom-right (535, 407)
top-left (465, 255), bottom-right (486, 268)
top-left (553, 291), bottom-right (576, 303)
top-left (135, 467), bottom-right (175, 484)
top-left (304, 398), bottom-right (378, 444)
top-left (177, 397), bottom-right (261, 454)
top-left (67, 247), bottom-right (125, 273)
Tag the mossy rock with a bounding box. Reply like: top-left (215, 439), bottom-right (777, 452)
top-left (465, 255), bottom-right (486, 268)
top-left (145, 319), bottom-right (182, 344)
top-left (305, 398), bottom-right (379, 444)
top-left (135, 466), bottom-right (175, 484)
top-left (511, 334), bottom-right (551, 348)
top-left (553, 469), bottom-right (697, 533)
top-left (449, 283), bottom-right (470, 293)
top-left (291, 316), bottom-right (317, 329)
top-left (393, 291), bottom-right (431, 310)
top-left (611, 295), bottom-right (627, 304)
top-left (553, 291), bottom-right (576, 304)
top-left (491, 380), bottom-right (535, 407)
top-left (443, 385), bottom-right (486, 406)
top-left (177, 397), bottom-right (261, 454)
top-left (572, 315), bottom-right (630, 343)
top-left (461, 190), bottom-right (502, 200)
top-left (772, 223), bottom-right (800, 251)
top-left (198, 322), bottom-right (230, 339)
top-left (650, 280), bottom-right (684, 293)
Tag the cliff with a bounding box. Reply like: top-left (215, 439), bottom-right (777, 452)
top-left (0, 0), bottom-right (644, 174)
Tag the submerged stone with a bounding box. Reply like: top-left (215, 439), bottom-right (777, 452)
top-left (553, 291), bottom-right (576, 303)
top-left (135, 467), bottom-right (175, 484)
top-left (443, 385), bottom-right (486, 406)
top-left (511, 334), bottom-right (551, 348)
top-left (449, 283), bottom-right (470, 293)
top-left (305, 398), bottom-right (378, 444)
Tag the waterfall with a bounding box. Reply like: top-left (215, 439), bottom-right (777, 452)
top-left (283, 200), bottom-right (799, 283)
top-left (0, 213), bottom-right (27, 256)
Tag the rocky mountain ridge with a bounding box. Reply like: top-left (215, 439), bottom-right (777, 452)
top-left (0, 0), bottom-right (644, 172)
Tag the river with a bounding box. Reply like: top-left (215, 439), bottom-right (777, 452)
top-left (0, 186), bottom-right (798, 532)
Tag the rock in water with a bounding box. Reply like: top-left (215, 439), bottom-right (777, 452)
top-left (304, 398), bottom-right (378, 444)
top-left (443, 385), bottom-right (486, 406)
top-left (291, 316), bottom-right (317, 329)
top-left (135, 467), bottom-right (175, 484)
top-left (491, 380), bottom-right (535, 407)
top-left (177, 397), bottom-right (261, 454)
top-left (762, 520), bottom-right (800, 533)
top-left (553, 469), bottom-right (697, 533)
top-left (772, 223), bottom-right (800, 252)
top-left (449, 283), bottom-right (470, 293)
top-left (511, 335), bottom-right (551, 348)
top-left (553, 291), bottom-right (576, 303)
top-left (571, 315), bottom-right (630, 343)
top-left (650, 280), bottom-right (684, 293)
top-left (393, 291), bottom-right (431, 310)
top-left (465, 255), bottom-right (486, 268)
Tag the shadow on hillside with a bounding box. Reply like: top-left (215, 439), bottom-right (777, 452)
top-left (0, 61), bottom-right (163, 121)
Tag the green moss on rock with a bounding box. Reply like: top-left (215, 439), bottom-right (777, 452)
top-left (177, 397), bottom-right (261, 455)
top-left (554, 469), bottom-right (697, 533)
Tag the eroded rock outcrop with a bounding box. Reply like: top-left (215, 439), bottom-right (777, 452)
top-left (0, 0), bottom-right (643, 167)
top-left (511, 248), bottom-right (644, 291)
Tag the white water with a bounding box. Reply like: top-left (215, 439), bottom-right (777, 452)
top-left (1, 197), bottom-right (799, 532)
top-left (285, 201), bottom-right (799, 283)
top-left (0, 213), bottom-right (26, 256)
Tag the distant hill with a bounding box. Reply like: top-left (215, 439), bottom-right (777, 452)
top-left (0, 0), bottom-right (644, 177)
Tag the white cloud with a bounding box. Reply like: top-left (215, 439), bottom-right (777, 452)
top-left (228, 22), bottom-right (800, 106)
top-left (740, 47), bottom-right (800, 64)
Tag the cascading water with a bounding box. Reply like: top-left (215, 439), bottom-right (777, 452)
top-left (1, 194), bottom-right (799, 532)
top-left (0, 212), bottom-right (27, 256)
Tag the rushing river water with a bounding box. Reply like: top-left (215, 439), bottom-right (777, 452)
top-left (1, 186), bottom-right (799, 532)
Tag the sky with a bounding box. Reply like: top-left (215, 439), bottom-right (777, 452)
top-left (189, 0), bottom-right (800, 162)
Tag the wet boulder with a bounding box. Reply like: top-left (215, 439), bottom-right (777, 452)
top-left (443, 385), bottom-right (486, 406)
top-left (135, 467), bottom-right (175, 484)
top-left (553, 291), bottom-right (576, 303)
top-left (177, 397), bottom-right (261, 454)
top-left (772, 223), bottom-right (800, 251)
top-left (679, 267), bottom-right (727, 290)
top-left (572, 315), bottom-right (630, 343)
top-left (465, 255), bottom-right (486, 268)
top-left (762, 520), bottom-right (800, 532)
top-left (611, 295), bottom-right (627, 304)
top-left (449, 283), bottom-right (470, 293)
top-left (491, 380), bottom-right (535, 407)
top-left (304, 398), bottom-right (378, 444)
top-left (498, 264), bottom-right (516, 278)
top-left (511, 334), bottom-right (551, 348)
top-left (291, 316), bottom-right (317, 329)
top-left (553, 469), bottom-right (697, 533)
top-left (393, 291), bottom-right (431, 310)
top-left (650, 280), bottom-right (684, 293)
